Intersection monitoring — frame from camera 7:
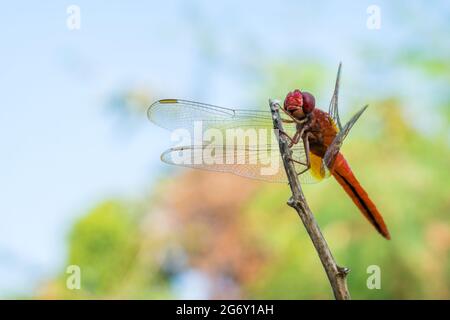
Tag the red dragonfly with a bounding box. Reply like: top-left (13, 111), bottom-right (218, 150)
top-left (148, 64), bottom-right (390, 239)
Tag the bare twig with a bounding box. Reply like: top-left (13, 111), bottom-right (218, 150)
top-left (269, 99), bottom-right (351, 300)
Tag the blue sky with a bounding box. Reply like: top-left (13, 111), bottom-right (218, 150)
top-left (0, 0), bottom-right (448, 296)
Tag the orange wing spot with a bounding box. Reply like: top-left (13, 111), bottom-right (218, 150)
top-left (310, 153), bottom-right (326, 181)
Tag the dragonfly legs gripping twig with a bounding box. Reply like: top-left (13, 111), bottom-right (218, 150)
top-left (297, 132), bottom-right (312, 176)
top-left (280, 130), bottom-right (301, 149)
top-left (279, 117), bottom-right (309, 146)
top-left (278, 126), bottom-right (312, 176)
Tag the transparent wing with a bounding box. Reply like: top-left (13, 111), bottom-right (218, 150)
top-left (328, 63), bottom-right (343, 131)
top-left (160, 144), bottom-right (328, 184)
top-left (149, 99), bottom-right (331, 183)
top-left (324, 105), bottom-right (368, 168)
top-left (147, 99), bottom-right (298, 137)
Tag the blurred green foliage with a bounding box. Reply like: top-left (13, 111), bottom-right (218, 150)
top-left (67, 201), bottom-right (138, 295)
top-left (44, 201), bottom-right (172, 298)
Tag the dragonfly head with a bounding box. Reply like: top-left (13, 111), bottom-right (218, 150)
top-left (283, 90), bottom-right (315, 118)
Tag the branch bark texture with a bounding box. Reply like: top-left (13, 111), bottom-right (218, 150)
top-left (269, 99), bottom-right (351, 300)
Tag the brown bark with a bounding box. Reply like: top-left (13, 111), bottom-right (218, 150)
top-left (269, 99), bottom-right (350, 300)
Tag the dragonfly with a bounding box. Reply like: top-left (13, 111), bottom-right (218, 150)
top-left (147, 64), bottom-right (390, 239)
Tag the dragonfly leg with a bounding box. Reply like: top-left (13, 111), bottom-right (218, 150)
top-left (297, 125), bottom-right (307, 140)
top-left (288, 131), bottom-right (301, 148)
top-left (280, 107), bottom-right (307, 125)
top-left (280, 119), bottom-right (310, 147)
top-left (286, 132), bottom-right (309, 166)
top-left (297, 132), bottom-right (312, 176)
top-left (279, 130), bottom-right (296, 145)
top-left (280, 129), bottom-right (303, 148)
top-left (287, 157), bottom-right (307, 167)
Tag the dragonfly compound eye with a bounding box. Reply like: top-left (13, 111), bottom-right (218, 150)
top-left (301, 91), bottom-right (315, 113)
top-left (283, 89), bottom-right (303, 112)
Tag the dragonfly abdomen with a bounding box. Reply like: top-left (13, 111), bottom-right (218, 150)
top-left (331, 153), bottom-right (390, 239)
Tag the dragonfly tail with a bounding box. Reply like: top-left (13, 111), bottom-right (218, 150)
top-left (331, 153), bottom-right (390, 239)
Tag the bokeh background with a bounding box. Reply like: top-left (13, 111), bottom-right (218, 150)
top-left (0, 1), bottom-right (449, 299)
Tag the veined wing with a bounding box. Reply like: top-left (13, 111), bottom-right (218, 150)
top-left (325, 64), bottom-right (369, 168)
top-left (160, 144), bottom-right (330, 184)
top-left (328, 63), bottom-right (343, 131)
top-left (324, 105), bottom-right (368, 168)
top-left (147, 99), bottom-right (298, 137)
